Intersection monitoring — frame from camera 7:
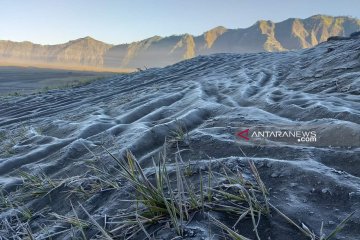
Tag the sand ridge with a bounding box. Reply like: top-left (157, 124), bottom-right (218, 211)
top-left (0, 37), bottom-right (359, 239)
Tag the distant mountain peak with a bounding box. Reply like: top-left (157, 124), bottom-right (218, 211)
top-left (203, 26), bottom-right (228, 48)
top-left (207, 26), bottom-right (227, 32)
top-left (0, 15), bottom-right (359, 70)
top-left (310, 14), bottom-right (339, 19)
top-left (69, 36), bottom-right (112, 46)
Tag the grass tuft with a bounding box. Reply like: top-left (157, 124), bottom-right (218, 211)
top-left (0, 142), bottom-right (355, 239)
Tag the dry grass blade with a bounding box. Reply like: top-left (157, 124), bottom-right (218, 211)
top-left (323, 211), bottom-right (356, 240)
top-left (269, 203), bottom-right (316, 239)
top-left (208, 214), bottom-right (251, 240)
top-left (71, 201), bottom-right (88, 240)
top-left (248, 161), bottom-right (269, 214)
top-left (233, 209), bottom-right (250, 229)
top-left (135, 214), bottom-right (152, 239)
top-left (78, 203), bottom-right (113, 240)
top-left (319, 221), bottom-right (325, 240)
top-left (25, 224), bottom-right (35, 240)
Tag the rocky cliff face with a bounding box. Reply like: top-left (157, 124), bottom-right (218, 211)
top-left (1, 15), bottom-right (359, 70)
top-left (0, 37), bottom-right (112, 67)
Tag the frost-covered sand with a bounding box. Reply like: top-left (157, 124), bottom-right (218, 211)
top-left (0, 37), bottom-right (359, 239)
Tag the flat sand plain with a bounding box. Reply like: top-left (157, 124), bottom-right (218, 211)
top-left (0, 66), bottom-right (116, 95)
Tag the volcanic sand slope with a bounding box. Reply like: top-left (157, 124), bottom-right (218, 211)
top-left (0, 36), bottom-right (359, 239)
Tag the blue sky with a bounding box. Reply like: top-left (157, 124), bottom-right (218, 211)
top-left (1, 0), bottom-right (359, 45)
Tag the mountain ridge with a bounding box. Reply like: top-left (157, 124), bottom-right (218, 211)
top-left (1, 15), bottom-right (360, 70)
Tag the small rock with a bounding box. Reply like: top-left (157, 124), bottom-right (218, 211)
top-left (331, 169), bottom-right (345, 175)
top-left (322, 188), bottom-right (330, 194)
top-left (257, 162), bottom-right (264, 168)
top-left (271, 173), bottom-right (278, 178)
top-left (349, 192), bottom-right (358, 198)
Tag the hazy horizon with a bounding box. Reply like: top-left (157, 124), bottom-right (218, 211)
top-left (1, 14), bottom-right (360, 46)
top-left (1, 0), bottom-right (360, 45)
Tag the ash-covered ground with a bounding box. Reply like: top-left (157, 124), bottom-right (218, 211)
top-left (0, 36), bottom-right (359, 240)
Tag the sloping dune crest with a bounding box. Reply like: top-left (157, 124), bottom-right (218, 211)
top-left (0, 36), bottom-right (359, 239)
